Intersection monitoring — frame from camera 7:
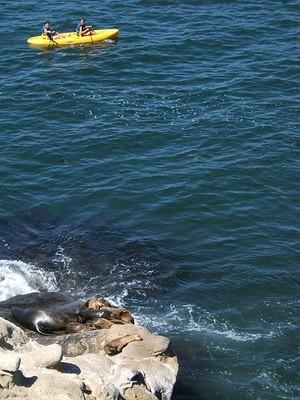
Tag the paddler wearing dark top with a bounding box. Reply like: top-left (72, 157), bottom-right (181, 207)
top-left (76, 18), bottom-right (94, 36)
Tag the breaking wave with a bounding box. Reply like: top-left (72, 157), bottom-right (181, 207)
top-left (0, 259), bottom-right (57, 301)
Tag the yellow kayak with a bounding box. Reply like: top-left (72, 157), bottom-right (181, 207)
top-left (27, 28), bottom-right (119, 47)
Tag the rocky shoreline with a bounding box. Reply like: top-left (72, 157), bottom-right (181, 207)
top-left (0, 292), bottom-right (178, 400)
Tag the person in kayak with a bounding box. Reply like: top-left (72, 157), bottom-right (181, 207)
top-left (42, 21), bottom-right (63, 40)
top-left (76, 18), bottom-right (94, 36)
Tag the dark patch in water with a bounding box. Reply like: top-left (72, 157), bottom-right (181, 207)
top-left (0, 209), bottom-right (169, 298)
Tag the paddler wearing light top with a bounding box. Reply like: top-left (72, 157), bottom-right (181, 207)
top-left (42, 21), bottom-right (63, 40)
top-left (76, 18), bottom-right (94, 36)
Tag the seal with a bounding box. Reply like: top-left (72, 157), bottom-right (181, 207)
top-left (11, 307), bottom-right (77, 335)
top-left (99, 307), bottom-right (134, 324)
top-left (78, 296), bottom-right (112, 311)
top-left (91, 318), bottom-right (114, 329)
top-left (104, 334), bottom-right (143, 356)
top-left (89, 317), bottom-right (126, 329)
top-left (78, 309), bottom-right (109, 321)
top-left (78, 307), bottom-right (134, 324)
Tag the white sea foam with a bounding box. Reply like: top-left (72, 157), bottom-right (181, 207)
top-left (52, 246), bottom-right (73, 272)
top-left (187, 322), bottom-right (278, 343)
top-left (0, 259), bottom-right (57, 301)
top-left (134, 303), bottom-right (279, 343)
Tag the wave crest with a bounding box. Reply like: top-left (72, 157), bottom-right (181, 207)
top-left (0, 259), bottom-right (57, 301)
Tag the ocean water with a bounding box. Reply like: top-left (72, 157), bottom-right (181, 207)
top-left (1, 0), bottom-right (300, 398)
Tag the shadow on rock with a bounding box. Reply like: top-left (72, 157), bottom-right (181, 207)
top-left (56, 362), bottom-right (81, 375)
top-left (13, 371), bottom-right (37, 388)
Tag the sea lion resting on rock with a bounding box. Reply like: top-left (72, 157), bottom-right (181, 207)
top-left (77, 296), bottom-right (134, 324)
top-left (104, 334), bottom-right (143, 356)
top-left (79, 307), bottom-right (134, 324)
top-left (11, 307), bottom-right (77, 335)
top-left (78, 296), bottom-right (112, 311)
top-left (11, 295), bottom-right (135, 335)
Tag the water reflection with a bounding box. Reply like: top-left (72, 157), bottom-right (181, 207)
top-left (28, 39), bottom-right (118, 57)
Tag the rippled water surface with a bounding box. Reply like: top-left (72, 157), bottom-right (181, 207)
top-left (1, 1), bottom-right (300, 399)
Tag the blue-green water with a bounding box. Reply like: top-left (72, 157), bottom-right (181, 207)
top-left (1, 1), bottom-right (300, 399)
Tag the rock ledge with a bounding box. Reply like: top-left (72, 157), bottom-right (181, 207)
top-left (0, 292), bottom-right (178, 400)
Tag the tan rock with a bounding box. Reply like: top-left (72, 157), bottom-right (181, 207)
top-left (123, 357), bottom-right (179, 400)
top-left (0, 317), bottom-right (28, 349)
top-left (20, 341), bottom-right (62, 370)
top-left (0, 373), bottom-right (14, 389)
top-left (65, 353), bottom-right (120, 399)
top-left (124, 385), bottom-right (158, 400)
top-left (36, 329), bottom-right (108, 357)
top-left (28, 370), bottom-right (85, 400)
top-left (66, 352), bottom-right (149, 397)
top-left (50, 396), bottom-right (74, 400)
top-left (0, 349), bottom-right (20, 374)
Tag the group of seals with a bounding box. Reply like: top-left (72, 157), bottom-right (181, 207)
top-left (11, 295), bottom-right (135, 336)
